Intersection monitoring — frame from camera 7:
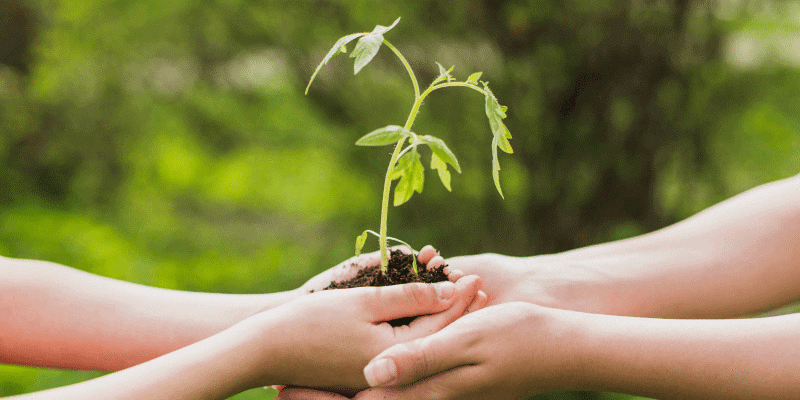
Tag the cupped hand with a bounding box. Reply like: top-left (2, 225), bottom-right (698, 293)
top-left (249, 273), bottom-right (487, 391)
top-left (354, 302), bottom-right (577, 400)
top-left (297, 245), bottom-right (450, 294)
top-left (440, 253), bottom-right (536, 306)
top-left (277, 302), bottom-right (576, 400)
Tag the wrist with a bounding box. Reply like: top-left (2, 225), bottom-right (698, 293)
top-left (217, 311), bottom-right (285, 389)
top-left (517, 255), bottom-right (619, 314)
top-left (514, 303), bottom-right (595, 394)
top-left (241, 289), bottom-right (304, 321)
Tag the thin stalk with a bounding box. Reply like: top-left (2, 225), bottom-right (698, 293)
top-left (379, 137), bottom-right (407, 271)
top-left (427, 81), bottom-right (489, 98)
top-left (379, 91), bottom-right (428, 270)
top-left (364, 230), bottom-right (418, 274)
top-left (376, 53), bottom-right (488, 272)
top-left (383, 40), bottom-right (420, 100)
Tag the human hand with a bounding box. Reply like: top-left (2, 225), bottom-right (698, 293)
top-left (442, 253), bottom-right (617, 315)
top-left (297, 245), bottom-right (450, 294)
top-left (241, 274), bottom-right (486, 391)
top-left (276, 302), bottom-right (576, 400)
top-left (359, 302), bottom-right (577, 399)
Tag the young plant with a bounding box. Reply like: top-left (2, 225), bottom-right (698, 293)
top-left (306, 18), bottom-right (513, 275)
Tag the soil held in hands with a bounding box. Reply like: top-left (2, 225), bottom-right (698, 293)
top-left (323, 249), bottom-right (448, 289)
top-left (322, 249), bottom-right (449, 326)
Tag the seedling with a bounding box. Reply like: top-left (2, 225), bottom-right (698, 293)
top-left (306, 18), bottom-right (513, 275)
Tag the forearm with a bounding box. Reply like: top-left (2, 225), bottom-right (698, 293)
top-left (567, 310), bottom-right (800, 399)
top-left (0, 257), bottom-right (300, 370)
top-left (532, 174), bottom-right (800, 317)
top-left (5, 315), bottom-right (273, 400)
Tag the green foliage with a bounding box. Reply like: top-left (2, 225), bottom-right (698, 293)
top-left (307, 18), bottom-right (513, 271)
top-left (2, 1), bottom-right (800, 398)
top-left (350, 18), bottom-right (400, 74)
top-left (355, 125), bottom-right (411, 146)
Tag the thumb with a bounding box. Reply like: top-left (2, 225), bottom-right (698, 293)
top-left (364, 281), bottom-right (458, 322)
top-left (363, 325), bottom-right (474, 388)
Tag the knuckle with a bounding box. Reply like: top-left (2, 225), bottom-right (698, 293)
top-left (403, 282), bottom-right (434, 307)
top-left (406, 338), bottom-right (436, 377)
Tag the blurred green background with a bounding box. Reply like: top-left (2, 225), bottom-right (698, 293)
top-left (1, 0), bottom-right (799, 399)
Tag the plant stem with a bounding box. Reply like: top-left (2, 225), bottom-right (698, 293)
top-left (427, 81), bottom-right (488, 98)
top-left (383, 40), bottom-right (420, 100)
top-left (379, 89), bottom-right (427, 268)
top-left (376, 49), bottom-right (488, 272)
top-left (379, 137), bottom-right (406, 271)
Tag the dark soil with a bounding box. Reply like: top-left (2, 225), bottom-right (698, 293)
top-left (322, 249), bottom-right (449, 325)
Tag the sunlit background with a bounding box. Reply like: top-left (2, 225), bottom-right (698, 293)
top-left (1, 0), bottom-right (799, 399)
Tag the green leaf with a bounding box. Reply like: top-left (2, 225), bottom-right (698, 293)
top-left (436, 62), bottom-right (455, 82)
top-left (482, 82), bottom-right (507, 118)
top-left (496, 131), bottom-right (513, 153)
top-left (355, 231), bottom-right (369, 256)
top-left (411, 151), bottom-right (424, 194)
top-left (372, 17), bottom-right (401, 35)
top-left (466, 71), bottom-right (483, 84)
top-left (350, 18), bottom-right (401, 75)
top-left (419, 135), bottom-right (461, 173)
top-left (393, 151), bottom-right (422, 206)
top-left (356, 125), bottom-right (411, 146)
top-left (482, 82), bottom-right (511, 198)
top-left (394, 168), bottom-right (414, 206)
top-left (390, 150), bottom-right (415, 180)
top-left (482, 82), bottom-right (513, 155)
top-left (431, 153), bottom-right (452, 191)
top-left (491, 136), bottom-right (505, 199)
top-left (306, 32), bottom-right (366, 94)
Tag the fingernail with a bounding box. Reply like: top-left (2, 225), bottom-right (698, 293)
top-left (364, 358), bottom-right (398, 387)
top-left (433, 281), bottom-right (455, 300)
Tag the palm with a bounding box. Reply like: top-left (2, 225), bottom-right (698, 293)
top-left (446, 253), bottom-right (533, 306)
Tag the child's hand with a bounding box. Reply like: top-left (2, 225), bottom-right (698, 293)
top-left (241, 274), bottom-right (486, 391)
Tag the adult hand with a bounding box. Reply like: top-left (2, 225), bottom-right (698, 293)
top-left (351, 302), bottom-right (576, 400)
top-left (277, 302), bottom-right (575, 400)
top-left (443, 253), bottom-right (617, 315)
top-left (248, 274), bottom-right (486, 391)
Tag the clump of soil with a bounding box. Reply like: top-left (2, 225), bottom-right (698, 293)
top-left (322, 249), bottom-right (449, 325)
top-left (323, 249), bottom-right (448, 289)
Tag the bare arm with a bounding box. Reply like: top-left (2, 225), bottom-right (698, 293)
top-left (447, 173), bottom-right (800, 318)
top-left (356, 302), bottom-right (800, 400)
top-left (577, 309), bottom-right (800, 399)
top-left (553, 173), bottom-right (800, 317)
top-left (5, 278), bottom-right (482, 400)
top-left (0, 256), bottom-right (300, 370)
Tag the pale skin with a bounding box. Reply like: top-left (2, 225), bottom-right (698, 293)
top-left (278, 173), bottom-right (800, 399)
top-left (0, 248), bottom-right (487, 399)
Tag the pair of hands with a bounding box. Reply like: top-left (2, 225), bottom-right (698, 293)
top-left (276, 252), bottom-right (572, 400)
top-left (230, 246), bottom-right (489, 392)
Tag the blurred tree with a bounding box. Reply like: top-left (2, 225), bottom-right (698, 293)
top-left (1, 0), bottom-right (799, 399)
top-left (0, 0), bottom-right (38, 75)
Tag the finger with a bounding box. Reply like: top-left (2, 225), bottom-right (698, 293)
top-left (277, 386), bottom-right (351, 400)
top-left (359, 365), bottom-right (484, 400)
top-left (417, 245), bottom-right (439, 264)
top-left (445, 267), bottom-right (465, 282)
top-left (366, 281), bottom-right (456, 322)
top-left (327, 256), bottom-right (373, 284)
top-left (425, 255), bottom-right (445, 270)
top-left (364, 328), bottom-right (479, 388)
top-left (397, 275), bottom-right (481, 340)
top-left (465, 290), bottom-right (488, 314)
